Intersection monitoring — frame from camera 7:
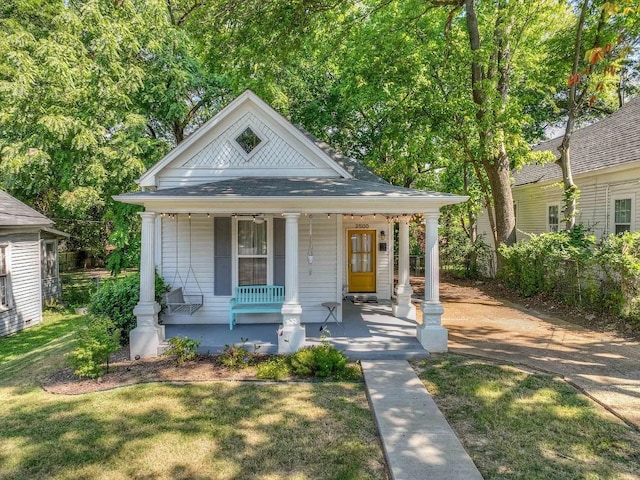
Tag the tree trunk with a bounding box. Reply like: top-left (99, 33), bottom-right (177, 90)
top-left (465, 0), bottom-right (516, 268)
top-left (557, 0), bottom-right (593, 230)
top-left (484, 151), bottom-right (516, 247)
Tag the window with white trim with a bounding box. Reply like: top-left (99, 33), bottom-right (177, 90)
top-left (43, 241), bottom-right (56, 279)
top-left (0, 245), bottom-right (9, 308)
top-left (548, 204), bottom-right (560, 232)
top-left (237, 219), bottom-right (268, 285)
top-left (614, 198), bottom-right (632, 234)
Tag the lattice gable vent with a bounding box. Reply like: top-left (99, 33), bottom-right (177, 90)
top-left (181, 112), bottom-right (316, 169)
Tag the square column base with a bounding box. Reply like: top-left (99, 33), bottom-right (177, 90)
top-left (392, 293), bottom-right (416, 321)
top-left (281, 303), bottom-right (303, 326)
top-left (416, 325), bottom-right (448, 353)
top-left (417, 301), bottom-right (447, 352)
top-left (130, 302), bottom-right (164, 359)
top-left (277, 324), bottom-right (306, 354)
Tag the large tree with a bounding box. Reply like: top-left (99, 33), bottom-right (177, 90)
top-left (0, 0), bottom-right (229, 271)
top-left (196, 0), bottom-right (570, 255)
top-left (555, 0), bottom-right (640, 229)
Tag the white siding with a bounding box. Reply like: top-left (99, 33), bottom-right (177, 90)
top-left (160, 214), bottom-right (218, 324)
top-left (478, 164), bottom-right (640, 252)
top-left (157, 106), bottom-right (340, 189)
top-left (0, 233), bottom-right (43, 336)
top-left (160, 214), bottom-right (343, 325)
top-left (299, 215), bottom-right (339, 323)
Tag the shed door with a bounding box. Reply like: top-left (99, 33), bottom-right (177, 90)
top-left (348, 230), bottom-right (376, 293)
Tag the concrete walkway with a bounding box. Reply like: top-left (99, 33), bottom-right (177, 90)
top-left (440, 281), bottom-right (640, 430)
top-left (362, 360), bottom-right (483, 480)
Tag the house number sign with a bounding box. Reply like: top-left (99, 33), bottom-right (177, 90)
top-left (355, 224), bottom-right (369, 229)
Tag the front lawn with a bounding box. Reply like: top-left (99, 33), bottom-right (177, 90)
top-left (414, 355), bottom-right (640, 480)
top-left (0, 312), bottom-right (387, 480)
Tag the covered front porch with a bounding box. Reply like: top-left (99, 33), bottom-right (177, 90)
top-left (164, 298), bottom-right (429, 360)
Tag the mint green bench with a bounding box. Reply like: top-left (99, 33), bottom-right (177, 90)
top-left (229, 285), bottom-right (285, 330)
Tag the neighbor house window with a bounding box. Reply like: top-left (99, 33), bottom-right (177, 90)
top-left (237, 219), bottom-right (267, 285)
top-left (548, 205), bottom-right (560, 232)
top-left (43, 241), bottom-right (56, 279)
top-left (614, 198), bottom-right (632, 234)
top-left (0, 245), bottom-right (8, 308)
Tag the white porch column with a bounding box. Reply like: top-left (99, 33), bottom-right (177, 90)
top-left (416, 212), bottom-right (448, 352)
top-left (130, 211), bottom-right (164, 359)
top-left (392, 217), bottom-right (416, 320)
top-left (279, 212), bottom-right (305, 353)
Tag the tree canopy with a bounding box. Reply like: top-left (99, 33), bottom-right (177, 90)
top-left (1, 0), bottom-right (638, 271)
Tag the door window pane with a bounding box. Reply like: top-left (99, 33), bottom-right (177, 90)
top-left (351, 233), bottom-right (373, 273)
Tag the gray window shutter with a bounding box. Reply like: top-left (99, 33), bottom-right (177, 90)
top-left (273, 217), bottom-right (285, 286)
top-left (214, 217), bottom-right (232, 296)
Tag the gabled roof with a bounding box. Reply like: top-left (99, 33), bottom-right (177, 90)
top-left (0, 190), bottom-right (53, 228)
top-left (295, 127), bottom-right (386, 184)
top-left (514, 96), bottom-right (640, 187)
top-left (138, 90), bottom-right (358, 188)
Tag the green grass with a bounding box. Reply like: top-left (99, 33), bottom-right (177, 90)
top-left (414, 355), bottom-right (640, 480)
top-left (0, 311), bottom-right (387, 480)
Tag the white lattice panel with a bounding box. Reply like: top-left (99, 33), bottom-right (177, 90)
top-left (181, 112), bottom-right (315, 169)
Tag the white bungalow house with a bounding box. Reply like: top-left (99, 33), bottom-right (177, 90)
top-left (115, 90), bottom-right (468, 358)
top-left (0, 190), bottom-right (68, 336)
top-left (478, 95), bottom-right (640, 265)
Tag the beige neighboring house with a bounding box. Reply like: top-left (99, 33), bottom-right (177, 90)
top-left (479, 96), bottom-right (640, 264)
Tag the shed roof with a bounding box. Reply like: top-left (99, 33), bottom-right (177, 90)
top-left (514, 96), bottom-right (640, 187)
top-left (0, 190), bottom-right (53, 227)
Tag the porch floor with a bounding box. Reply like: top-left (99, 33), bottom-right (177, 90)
top-left (164, 300), bottom-right (429, 360)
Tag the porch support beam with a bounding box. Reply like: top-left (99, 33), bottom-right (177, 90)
top-left (392, 217), bottom-right (416, 320)
top-left (279, 212), bottom-right (305, 353)
top-left (417, 212), bottom-right (448, 352)
top-left (130, 211), bottom-right (164, 358)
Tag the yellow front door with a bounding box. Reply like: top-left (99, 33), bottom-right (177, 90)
top-left (348, 230), bottom-right (376, 292)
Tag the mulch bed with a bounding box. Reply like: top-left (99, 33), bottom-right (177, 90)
top-left (42, 349), bottom-right (260, 395)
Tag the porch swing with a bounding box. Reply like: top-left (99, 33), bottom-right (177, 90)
top-left (164, 214), bottom-right (204, 315)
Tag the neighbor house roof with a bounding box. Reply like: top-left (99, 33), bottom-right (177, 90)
top-left (514, 96), bottom-right (640, 187)
top-left (0, 190), bottom-right (53, 227)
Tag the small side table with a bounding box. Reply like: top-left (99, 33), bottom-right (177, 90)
top-left (321, 301), bottom-right (341, 328)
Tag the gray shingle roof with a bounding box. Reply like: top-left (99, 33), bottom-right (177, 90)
top-left (124, 177), bottom-right (460, 199)
top-left (0, 190), bottom-right (53, 227)
top-left (295, 126), bottom-right (388, 184)
top-left (514, 96), bottom-right (640, 186)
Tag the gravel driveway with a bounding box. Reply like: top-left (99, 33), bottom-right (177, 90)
top-left (438, 281), bottom-right (640, 430)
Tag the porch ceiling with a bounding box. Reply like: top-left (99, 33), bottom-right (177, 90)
top-left (115, 177), bottom-right (468, 214)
